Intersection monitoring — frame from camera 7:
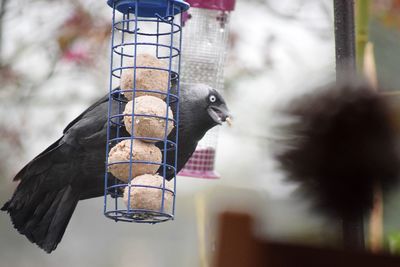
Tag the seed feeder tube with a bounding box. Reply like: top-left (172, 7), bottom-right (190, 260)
top-left (178, 0), bottom-right (235, 179)
top-left (104, 0), bottom-right (189, 224)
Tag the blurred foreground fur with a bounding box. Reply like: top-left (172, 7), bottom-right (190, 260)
top-left (276, 80), bottom-right (400, 218)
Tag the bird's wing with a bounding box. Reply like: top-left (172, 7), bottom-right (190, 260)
top-left (13, 137), bottom-right (63, 181)
top-left (13, 92), bottom-right (111, 181)
top-left (63, 92), bottom-right (110, 134)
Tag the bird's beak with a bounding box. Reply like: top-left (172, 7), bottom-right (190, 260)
top-left (207, 104), bottom-right (231, 125)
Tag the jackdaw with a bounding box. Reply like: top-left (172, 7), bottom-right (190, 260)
top-left (1, 83), bottom-right (230, 253)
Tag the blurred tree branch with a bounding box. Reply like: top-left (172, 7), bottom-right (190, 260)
top-left (0, 0), bottom-right (111, 180)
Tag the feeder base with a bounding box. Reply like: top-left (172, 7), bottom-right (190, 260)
top-left (104, 209), bottom-right (173, 224)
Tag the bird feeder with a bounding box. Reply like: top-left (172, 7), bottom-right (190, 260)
top-left (104, 0), bottom-right (189, 223)
top-left (178, 0), bottom-right (235, 179)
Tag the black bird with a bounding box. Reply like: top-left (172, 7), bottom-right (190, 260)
top-left (1, 83), bottom-right (230, 253)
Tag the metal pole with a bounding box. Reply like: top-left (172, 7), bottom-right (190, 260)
top-left (334, 0), bottom-right (364, 251)
top-left (334, 0), bottom-right (356, 80)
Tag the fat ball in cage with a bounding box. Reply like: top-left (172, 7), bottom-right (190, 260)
top-left (178, 0), bottom-right (235, 179)
top-left (104, 0), bottom-right (189, 223)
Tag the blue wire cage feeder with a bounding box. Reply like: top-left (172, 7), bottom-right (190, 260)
top-left (104, 0), bottom-right (189, 223)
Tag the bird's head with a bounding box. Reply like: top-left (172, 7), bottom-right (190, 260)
top-left (205, 88), bottom-right (230, 126)
top-left (180, 83), bottom-right (231, 131)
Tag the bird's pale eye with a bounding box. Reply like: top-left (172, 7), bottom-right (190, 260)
top-left (209, 95), bottom-right (217, 103)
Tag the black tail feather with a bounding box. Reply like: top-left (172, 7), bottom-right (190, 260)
top-left (1, 201), bottom-right (10, 211)
top-left (3, 184), bottom-right (80, 253)
top-left (23, 191), bottom-right (59, 243)
top-left (41, 186), bottom-right (79, 252)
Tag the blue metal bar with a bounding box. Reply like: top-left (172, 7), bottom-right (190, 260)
top-left (172, 5), bottom-right (184, 217)
top-left (108, 136), bottom-right (177, 147)
top-left (112, 66), bottom-right (179, 74)
top-left (161, 0), bottom-right (174, 214)
top-left (107, 161), bottom-right (176, 172)
top-left (107, 184), bottom-right (175, 194)
top-left (126, 7), bottom-right (138, 213)
top-left (110, 88), bottom-right (179, 103)
top-left (113, 12), bottom-right (128, 214)
top-left (114, 18), bottom-right (181, 36)
top-left (112, 42), bottom-right (181, 58)
top-left (104, 2), bottom-right (117, 220)
top-left (156, 15), bottom-right (161, 59)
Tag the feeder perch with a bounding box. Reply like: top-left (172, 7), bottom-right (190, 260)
top-left (104, 0), bottom-right (189, 224)
top-left (178, 0), bottom-right (235, 179)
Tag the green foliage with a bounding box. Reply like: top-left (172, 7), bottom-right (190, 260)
top-left (388, 232), bottom-right (400, 255)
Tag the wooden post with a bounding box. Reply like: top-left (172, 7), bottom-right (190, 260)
top-left (214, 212), bottom-right (400, 267)
top-left (196, 193), bottom-right (209, 267)
top-left (213, 212), bottom-right (261, 267)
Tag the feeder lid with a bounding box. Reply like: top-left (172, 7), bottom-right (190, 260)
top-left (186, 0), bottom-right (235, 11)
top-left (107, 0), bottom-right (190, 17)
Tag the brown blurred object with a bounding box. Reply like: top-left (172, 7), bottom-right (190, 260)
top-left (363, 43), bottom-right (378, 90)
top-left (213, 212), bottom-right (400, 267)
top-left (383, 91), bottom-right (400, 133)
top-left (363, 42), bottom-right (383, 254)
top-left (369, 182), bottom-right (383, 253)
top-left (362, 41), bottom-right (382, 253)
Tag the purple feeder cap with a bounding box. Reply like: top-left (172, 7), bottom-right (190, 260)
top-left (186, 0), bottom-right (235, 11)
